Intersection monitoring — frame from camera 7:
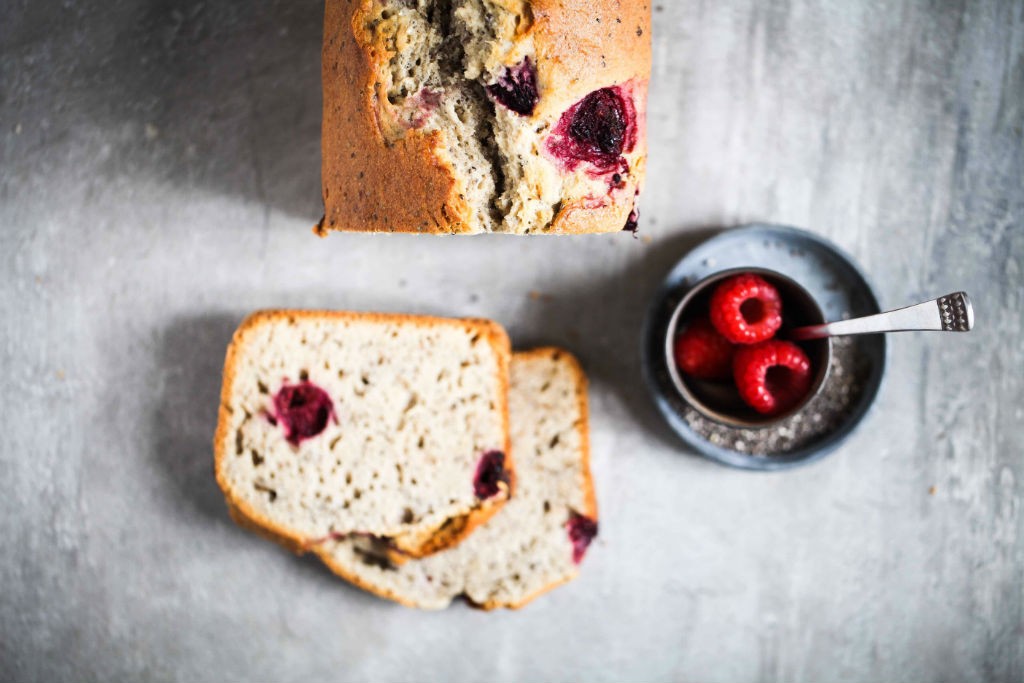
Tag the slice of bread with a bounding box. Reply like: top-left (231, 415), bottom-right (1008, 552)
top-left (315, 348), bottom-right (598, 609)
top-left (214, 310), bottom-right (513, 558)
top-left (317, 0), bottom-right (650, 235)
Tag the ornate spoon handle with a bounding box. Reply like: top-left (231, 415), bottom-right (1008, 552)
top-left (789, 292), bottom-right (974, 341)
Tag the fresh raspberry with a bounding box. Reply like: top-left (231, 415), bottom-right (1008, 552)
top-left (709, 273), bottom-right (783, 344)
top-left (732, 340), bottom-right (813, 415)
top-left (673, 317), bottom-right (735, 380)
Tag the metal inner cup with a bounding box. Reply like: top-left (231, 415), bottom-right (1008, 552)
top-left (663, 267), bottom-right (833, 429)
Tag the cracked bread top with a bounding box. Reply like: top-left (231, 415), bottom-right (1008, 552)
top-left (318, 0), bottom-right (651, 235)
top-left (316, 348), bottom-right (597, 609)
top-left (213, 310), bottom-right (513, 557)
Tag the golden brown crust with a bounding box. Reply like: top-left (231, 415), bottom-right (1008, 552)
top-left (317, 0), bottom-right (472, 235)
top-left (318, 0), bottom-right (651, 236)
top-left (474, 571), bottom-right (577, 611)
top-left (311, 544), bottom-right (425, 609)
top-left (213, 309), bottom-right (514, 558)
top-left (226, 503), bottom-right (308, 556)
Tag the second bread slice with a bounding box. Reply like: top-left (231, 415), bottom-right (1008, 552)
top-left (214, 310), bottom-right (513, 557)
top-left (316, 348), bottom-right (598, 609)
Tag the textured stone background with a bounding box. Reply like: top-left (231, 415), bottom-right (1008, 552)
top-left (2, 1), bottom-right (1022, 681)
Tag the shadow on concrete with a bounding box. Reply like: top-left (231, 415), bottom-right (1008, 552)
top-left (152, 312), bottom-right (241, 524)
top-left (7, 0), bottom-right (324, 221)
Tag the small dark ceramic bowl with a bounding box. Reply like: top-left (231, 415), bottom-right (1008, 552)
top-left (641, 224), bottom-right (887, 471)
top-left (664, 267), bottom-right (832, 428)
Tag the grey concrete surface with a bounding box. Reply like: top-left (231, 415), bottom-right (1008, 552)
top-left (2, 1), bottom-right (1022, 681)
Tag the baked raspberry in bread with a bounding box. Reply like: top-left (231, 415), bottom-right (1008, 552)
top-left (315, 348), bottom-right (597, 609)
top-left (317, 0), bottom-right (651, 235)
top-left (213, 311), bottom-right (513, 558)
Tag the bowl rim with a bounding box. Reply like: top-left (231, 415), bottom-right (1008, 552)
top-left (662, 266), bottom-right (833, 428)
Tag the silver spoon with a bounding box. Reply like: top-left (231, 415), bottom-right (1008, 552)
top-left (789, 292), bottom-right (974, 341)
